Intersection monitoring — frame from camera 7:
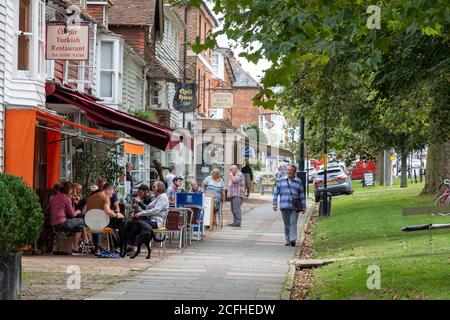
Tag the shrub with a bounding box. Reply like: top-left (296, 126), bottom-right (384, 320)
top-left (0, 174), bottom-right (43, 256)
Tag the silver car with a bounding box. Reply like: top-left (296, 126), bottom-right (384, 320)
top-left (314, 167), bottom-right (353, 202)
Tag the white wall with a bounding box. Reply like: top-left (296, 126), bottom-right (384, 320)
top-left (122, 52), bottom-right (144, 113)
top-left (0, 0), bottom-right (5, 172)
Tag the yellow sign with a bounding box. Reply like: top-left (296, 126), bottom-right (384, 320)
top-left (390, 155), bottom-right (396, 161)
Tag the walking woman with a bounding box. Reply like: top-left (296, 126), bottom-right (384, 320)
top-left (202, 168), bottom-right (225, 222)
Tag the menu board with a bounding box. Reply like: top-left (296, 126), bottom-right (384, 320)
top-left (364, 172), bottom-right (375, 187)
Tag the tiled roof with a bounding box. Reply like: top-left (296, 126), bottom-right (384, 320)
top-left (232, 64), bottom-right (260, 88)
top-left (109, 0), bottom-right (157, 26)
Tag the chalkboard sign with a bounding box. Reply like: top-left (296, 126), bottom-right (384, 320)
top-left (363, 172), bottom-right (375, 187)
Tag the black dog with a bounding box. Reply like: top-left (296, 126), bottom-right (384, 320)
top-left (119, 220), bottom-right (165, 259)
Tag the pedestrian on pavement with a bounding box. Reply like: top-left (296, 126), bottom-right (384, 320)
top-left (227, 164), bottom-right (246, 227)
top-left (273, 164), bottom-right (306, 246)
top-left (241, 160), bottom-right (254, 198)
top-left (202, 169), bottom-right (225, 217)
top-left (165, 166), bottom-right (176, 190)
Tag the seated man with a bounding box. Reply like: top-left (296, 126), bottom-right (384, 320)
top-left (85, 183), bottom-right (124, 255)
top-left (167, 176), bottom-right (184, 206)
top-left (133, 184), bottom-right (155, 210)
top-left (188, 179), bottom-right (203, 194)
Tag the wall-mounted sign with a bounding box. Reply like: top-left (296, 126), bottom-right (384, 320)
top-left (211, 92), bottom-right (233, 108)
top-left (173, 83), bottom-right (197, 113)
top-left (46, 24), bottom-right (89, 60)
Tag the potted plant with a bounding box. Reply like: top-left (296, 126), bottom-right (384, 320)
top-left (0, 173), bottom-right (43, 300)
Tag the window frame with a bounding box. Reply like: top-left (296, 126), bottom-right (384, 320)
top-left (97, 38), bottom-right (122, 103)
top-left (14, 0), bottom-right (46, 80)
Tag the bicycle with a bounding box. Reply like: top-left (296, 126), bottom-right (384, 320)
top-left (435, 179), bottom-right (450, 206)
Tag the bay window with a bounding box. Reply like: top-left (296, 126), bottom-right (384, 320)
top-left (15, 0), bottom-right (45, 78)
top-left (17, 0), bottom-right (31, 71)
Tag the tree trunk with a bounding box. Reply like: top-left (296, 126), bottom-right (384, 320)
top-left (421, 140), bottom-right (450, 195)
top-left (375, 152), bottom-right (384, 185)
top-left (400, 151), bottom-right (408, 188)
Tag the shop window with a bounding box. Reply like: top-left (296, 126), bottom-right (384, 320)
top-left (127, 154), bottom-right (145, 185)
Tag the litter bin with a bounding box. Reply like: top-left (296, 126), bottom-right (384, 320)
top-left (319, 191), bottom-right (332, 217)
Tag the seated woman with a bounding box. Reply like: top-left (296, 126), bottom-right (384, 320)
top-left (48, 181), bottom-right (85, 255)
top-left (71, 183), bottom-right (86, 212)
top-left (135, 181), bottom-right (169, 229)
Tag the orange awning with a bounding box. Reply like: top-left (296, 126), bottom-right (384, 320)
top-left (124, 141), bottom-right (145, 155)
top-left (35, 109), bottom-right (119, 139)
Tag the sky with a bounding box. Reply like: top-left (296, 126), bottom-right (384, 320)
top-left (216, 34), bottom-right (272, 83)
top-left (207, 1), bottom-right (272, 83)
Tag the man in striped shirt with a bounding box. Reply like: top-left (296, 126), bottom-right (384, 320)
top-left (273, 164), bottom-right (306, 246)
top-left (227, 164), bottom-right (246, 227)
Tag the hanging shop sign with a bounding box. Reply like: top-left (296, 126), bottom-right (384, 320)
top-left (173, 83), bottom-right (197, 113)
top-left (211, 92), bottom-right (233, 108)
top-left (46, 23), bottom-right (89, 60)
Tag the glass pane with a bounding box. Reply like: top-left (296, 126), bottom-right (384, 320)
top-left (100, 71), bottom-right (113, 97)
top-left (18, 0), bottom-right (31, 70)
top-left (18, 36), bottom-right (30, 70)
top-left (101, 42), bottom-right (114, 69)
top-left (19, 0), bottom-right (31, 33)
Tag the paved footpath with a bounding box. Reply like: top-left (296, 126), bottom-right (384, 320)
top-left (88, 201), bottom-right (308, 300)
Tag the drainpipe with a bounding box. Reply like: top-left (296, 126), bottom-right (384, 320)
top-left (142, 65), bottom-right (151, 109)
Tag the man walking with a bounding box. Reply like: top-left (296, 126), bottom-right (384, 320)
top-left (273, 164), bottom-right (306, 246)
top-left (227, 164), bottom-right (246, 227)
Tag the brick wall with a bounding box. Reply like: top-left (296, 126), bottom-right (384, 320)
top-left (153, 109), bottom-right (171, 127)
top-left (86, 4), bottom-right (104, 25)
top-left (109, 26), bottom-right (147, 57)
top-left (231, 87), bottom-right (261, 128)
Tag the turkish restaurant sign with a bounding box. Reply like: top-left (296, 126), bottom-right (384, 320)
top-left (46, 24), bottom-right (89, 60)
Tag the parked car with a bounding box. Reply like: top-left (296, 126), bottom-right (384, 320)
top-left (314, 167), bottom-right (353, 202)
top-left (348, 161), bottom-right (376, 180)
top-left (307, 167), bottom-right (317, 183)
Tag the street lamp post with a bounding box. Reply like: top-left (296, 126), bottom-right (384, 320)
top-left (321, 109), bottom-right (329, 217)
top-left (297, 115), bottom-right (307, 198)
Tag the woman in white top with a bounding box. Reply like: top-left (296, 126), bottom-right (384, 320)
top-left (135, 181), bottom-right (169, 229)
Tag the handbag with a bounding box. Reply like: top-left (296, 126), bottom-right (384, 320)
top-left (286, 178), bottom-right (302, 212)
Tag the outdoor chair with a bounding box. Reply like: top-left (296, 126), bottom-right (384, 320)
top-left (184, 206), bottom-right (204, 242)
top-left (149, 212), bottom-right (169, 255)
top-left (165, 208), bottom-right (191, 248)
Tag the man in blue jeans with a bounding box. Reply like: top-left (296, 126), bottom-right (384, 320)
top-left (273, 164), bottom-right (306, 246)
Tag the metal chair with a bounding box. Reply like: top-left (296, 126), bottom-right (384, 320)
top-left (165, 208), bottom-right (191, 248)
top-left (184, 206), bottom-right (204, 241)
top-left (150, 212), bottom-right (169, 255)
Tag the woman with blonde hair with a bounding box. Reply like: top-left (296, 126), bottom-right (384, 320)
top-left (202, 168), bottom-right (225, 219)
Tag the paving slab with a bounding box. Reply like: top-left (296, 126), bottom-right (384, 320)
top-left (88, 201), bottom-right (308, 300)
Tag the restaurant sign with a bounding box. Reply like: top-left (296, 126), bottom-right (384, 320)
top-left (211, 92), bottom-right (233, 108)
top-left (173, 83), bottom-right (197, 113)
top-left (46, 24), bottom-right (89, 60)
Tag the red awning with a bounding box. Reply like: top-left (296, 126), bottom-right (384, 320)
top-left (45, 83), bottom-right (182, 151)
